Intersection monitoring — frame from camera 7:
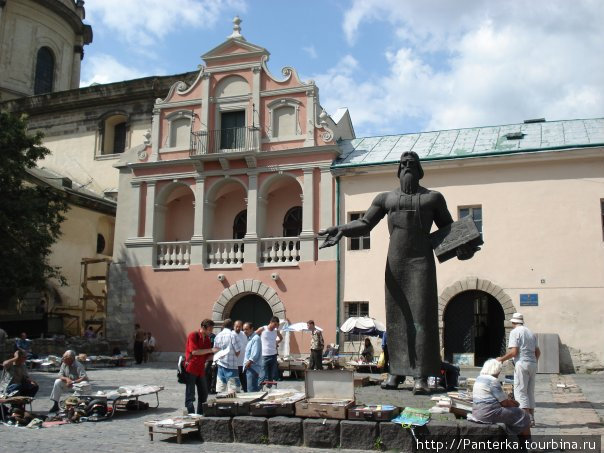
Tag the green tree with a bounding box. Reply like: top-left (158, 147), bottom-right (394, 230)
top-left (0, 112), bottom-right (68, 301)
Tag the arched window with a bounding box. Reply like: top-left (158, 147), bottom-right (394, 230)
top-left (282, 206), bottom-right (302, 237)
top-left (113, 122), bottom-right (127, 154)
top-left (100, 114), bottom-right (128, 155)
top-left (96, 234), bottom-right (106, 254)
top-left (233, 210), bottom-right (247, 239)
top-left (34, 47), bottom-right (54, 95)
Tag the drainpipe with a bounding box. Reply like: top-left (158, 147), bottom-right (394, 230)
top-left (335, 176), bottom-right (341, 345)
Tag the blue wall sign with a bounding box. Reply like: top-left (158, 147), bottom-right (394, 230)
top-left (520, 294), bottom-right (538, 306)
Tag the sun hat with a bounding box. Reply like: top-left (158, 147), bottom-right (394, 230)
top-left (510, 312), bottom-right (524, 324)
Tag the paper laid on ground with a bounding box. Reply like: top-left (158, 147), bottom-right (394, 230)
top-left (153, 415), bottom-right (201, 428)
top-left (212, 348), bottom-right (229, 363)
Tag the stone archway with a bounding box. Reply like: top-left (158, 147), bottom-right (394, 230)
top-left (438, 277), bottom-right (517, 351)
top-left (211, 279), bottom-right (285, 323)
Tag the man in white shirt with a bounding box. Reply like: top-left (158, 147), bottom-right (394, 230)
top-left (255, 316), bottom-right (282, 387)
top-left (497, 312), bottom-right (540, 426)
top-left (213, 319), bottom-right (241, 393)
top-left (49, 350), bottom-right (89, 413)
top-left (143, 332), bottom-right (156, 363)
top-left (233, 320), bottom-right (248, 392)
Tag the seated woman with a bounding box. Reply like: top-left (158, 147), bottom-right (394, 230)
top-left (472, 359), bottom-right (531, 438)
top-left (360, 338), bottom-right (374, 363)
top-left (323, 343), bottom-right (338, 359)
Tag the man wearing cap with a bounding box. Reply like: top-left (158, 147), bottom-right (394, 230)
top-left (497, 312), bottom-right (540, 426)
top-left (320, 151), bottom-right (478, 393)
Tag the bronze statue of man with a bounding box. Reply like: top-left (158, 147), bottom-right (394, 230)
top-left (320, 151), bottom-right (476, 393)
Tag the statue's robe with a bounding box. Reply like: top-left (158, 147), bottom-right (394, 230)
top-left (342, 186), bottom-right (453, 377)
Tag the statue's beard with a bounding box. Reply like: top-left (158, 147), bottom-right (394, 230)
top-left (401, 171), bottom-right (419, 194)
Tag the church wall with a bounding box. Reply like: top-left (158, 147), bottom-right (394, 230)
top-left (48, 204), bottom-right (114, 315)
top-left (0, 0), bottom-right (81, 99)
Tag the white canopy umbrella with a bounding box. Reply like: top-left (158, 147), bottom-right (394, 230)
top-left (282, 322), bottom-right (323, 332)
top-left (339, 317), bottom-right (385, 336)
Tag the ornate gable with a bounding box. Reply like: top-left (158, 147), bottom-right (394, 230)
top-left (201, 17), bottom-right (269, 65)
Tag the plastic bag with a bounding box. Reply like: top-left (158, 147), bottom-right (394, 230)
top-left (391, 407), bottom-right (431, 427)
top-left (377, 351), bottom-right (386, 368)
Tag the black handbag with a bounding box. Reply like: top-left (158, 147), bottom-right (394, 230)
top-left (177, 355), bottom-right (188, 384)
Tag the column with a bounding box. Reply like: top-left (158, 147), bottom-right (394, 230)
top-left (318, 167), bottom-right (336, 260)
top-left (304, 88), bottom-right (316, 147)
top-left (150, 108), bottom-right (160, 161)
top-left (299, 168), bottom-right (315, 261)
top-left (124, 181), bottom-right (154, 266)
top-left (143, 181), bottom-right (156, 239)
top-left (244, 173), bottom-right (259, 264)
top-left (200, 73), bottom-right (211, 132)
top-left (190, 177), bottom-right (205, 264)
top-left (127, 182), bottom-right (142, 239)
top-left (71, 43), bottom-right (83, 90)
top-left (251, 66), bottom-right (262, 149)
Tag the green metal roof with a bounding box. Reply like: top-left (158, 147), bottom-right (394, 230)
top-left (334, 118), bottom-right (604, 168)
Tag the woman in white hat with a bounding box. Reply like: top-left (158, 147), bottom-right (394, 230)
top-left (497, 312), bottom-right (540, 426)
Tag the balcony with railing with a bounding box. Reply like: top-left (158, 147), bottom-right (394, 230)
top-left (156, 241), bottom-right (191, 269)
top-left (205, 240), bottom-right (245, 267)
top-left (151, 236), bottom-right (313, 270)
top-left (260, 237), bottom-right (301, 266)
top-left (190, 127), bottom-right (260, 156)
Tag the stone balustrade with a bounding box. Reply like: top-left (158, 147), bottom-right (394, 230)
top-left (259, 237), bottom-right (301, 266)
top-left (205, 240), bottom-right (245, 267)
top-left (155, 241), bottom-right (191, 269)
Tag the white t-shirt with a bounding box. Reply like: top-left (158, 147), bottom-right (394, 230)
top-left (473, 374), bottom-right (507, 405)
top-left (261, 326), bottom-right (279, 356)
top-left (508, 325), bottom-right (537, 363)
top-left (235, 331), bottom-right (248, 367)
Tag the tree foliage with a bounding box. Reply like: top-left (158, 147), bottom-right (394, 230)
top-left (0, 112), bottom-right (69, 300)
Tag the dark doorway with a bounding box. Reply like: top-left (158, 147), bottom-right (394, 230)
top-left (228, 294), bottom-right (273, 329)
top-left (443, 290), bottom-right (505, 366)
top-left (220, 110), bottom-right (245, 149)
top-left (282, 206), bottom-right (302, 237)
top-left (233, 210), bottom-right (247, 239)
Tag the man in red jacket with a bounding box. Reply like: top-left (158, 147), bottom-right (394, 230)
top-left (184, 319), bottom-right (218, 414)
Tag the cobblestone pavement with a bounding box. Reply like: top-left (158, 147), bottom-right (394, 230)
top-left (1, 363), bottom-right (602, 453)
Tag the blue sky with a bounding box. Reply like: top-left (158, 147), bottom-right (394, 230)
top-left (82, 0), bottom-right (604, 137)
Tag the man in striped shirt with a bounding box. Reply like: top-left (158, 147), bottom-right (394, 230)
top-left (213, 318), bottom-right (242, 393)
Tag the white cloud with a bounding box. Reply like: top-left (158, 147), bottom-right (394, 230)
top-left (85, 0), bottom-right (247, 47)
top-left (302, 45), bottom-right (318, 59)
top-left (328, 0), bottom-right (604, 135)
top-left (80, 54), bottom-right (149, 86)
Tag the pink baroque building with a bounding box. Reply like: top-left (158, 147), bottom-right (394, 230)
top-left (109, 18), bottom-right (354, 354)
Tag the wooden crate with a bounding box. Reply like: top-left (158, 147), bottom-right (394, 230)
top-left (144, 417), bottom-right (201, 444)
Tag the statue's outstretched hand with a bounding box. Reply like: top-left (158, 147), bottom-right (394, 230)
top-left (318, 226), bottom-right (343, 249)
top-left (456, 243), bottom-right (480, 260)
